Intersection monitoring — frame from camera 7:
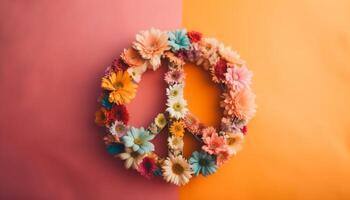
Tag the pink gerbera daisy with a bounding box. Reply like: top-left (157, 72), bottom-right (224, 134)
top-left (202, 133), bottom-right (227, 155)
top-left (184, 113), bottom-right (201, 134)
top-left (216, 149), bottom-right (230, 166)
top-left (225, 65), bottom-right (252, 91)
top-left (201, 126), bottom-right (217, 138)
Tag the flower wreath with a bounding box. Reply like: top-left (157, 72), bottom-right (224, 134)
top-left (95, 28), bottom-right (256, 186)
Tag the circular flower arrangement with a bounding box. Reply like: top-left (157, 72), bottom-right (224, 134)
top-left (95, 28), bottom-right (256, 186)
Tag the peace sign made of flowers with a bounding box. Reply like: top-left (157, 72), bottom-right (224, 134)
top-left (95, 28), bottom-right (256, 186)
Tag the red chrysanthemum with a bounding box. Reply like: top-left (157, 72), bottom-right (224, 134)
top-left (187, 31), bottom-right (202, 43)
top-left (214, 59), bottom-right (228, 81)
top-left (108, 104), bottom-right (129, 124)
top-left (138, 156), bottom-right (158, 179)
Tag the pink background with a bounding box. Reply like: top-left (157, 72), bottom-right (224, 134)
top-left (0, 0), bottom-right (181, 199)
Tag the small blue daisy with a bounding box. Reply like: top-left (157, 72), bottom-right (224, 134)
top-left (168, 29), bottom-right (191, 52)
top-left (122, 127), bottom-right (155, 154)
top-left (189, 151), bottom-right (217, 176)
top-left (100, 93), bottom-right (113, 110)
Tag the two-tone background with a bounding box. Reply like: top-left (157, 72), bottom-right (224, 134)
top-left (1, 0), bottom-right (350, 199)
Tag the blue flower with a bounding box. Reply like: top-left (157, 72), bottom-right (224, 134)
top-left (168, 29), bottom-right (191, 52)
top-left (121, 127), bottom-right (155, 154)
top-left (101, 93), bottom-right (113, 110)
top-left (106, 143), bottom-right (125, 155)
top-left (189, 151), bottom-right (217, 176)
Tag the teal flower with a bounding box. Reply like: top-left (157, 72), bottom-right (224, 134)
top-left (168, 29), bottom-right (191, 51)
top-left (122, 127), bottom-right (155, 154)
top-left (189, 151), bottom-right (217, 176)
top-left (106, 143), bottom-right (125, 155)
top-left (101, 93), bottom-right (113, 110)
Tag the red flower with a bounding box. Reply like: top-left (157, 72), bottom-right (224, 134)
top-left (214, 59), bottom-right (228, 81)
top-left (138, 157), bottom-right (158, 179)
top-left (108, 104), bottom-right (129, 124)
top-left (111, 58), bottom-right (129, 71)
top-left (241, 126), bottom-right (247, 135)
top-left (187, 31), bottom-right (202, 43)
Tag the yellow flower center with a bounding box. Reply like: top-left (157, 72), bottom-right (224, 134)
top-left (174, 125), bottom-right (182, 132)
top-left (134, 138), bottom-right (143, 145)
top-left (172, 163), bottom-right (185, 175)
top-left (227, 137), bottom-right (236, 145)
top-left (171, 90), bottom-right (178, 97)
top-left (157, 119), bottom-right (165, 126)
top-left (173, 103), bottom-right (182, 112)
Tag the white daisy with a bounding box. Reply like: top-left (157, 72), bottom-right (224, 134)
top-left (127, 64), bottom-right (147, 83)
top-left (166, 83), bottom-right (184, 100)
top-left (109, 120), bottom-right (128, 138)
top-left (119, 148), bottom-right (145, 169)
top-left (167, 136), bottom-right (184, 151)
top-left (162, 155), bottom-right (192, 186)
top-left (225, 131), bottom-right (244, 155)
top-left (166, 98), bottom-right (188, 119)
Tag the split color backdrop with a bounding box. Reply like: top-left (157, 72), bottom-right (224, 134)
top-left (1, 0), bottom-right (350, 200)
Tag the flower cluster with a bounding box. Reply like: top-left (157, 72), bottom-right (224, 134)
top-left (95, 28), bottom-right (256, 186)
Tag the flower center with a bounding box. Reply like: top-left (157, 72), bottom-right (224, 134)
top-left (171, 73), bottom-right (179, 79)
top-left (172, 139), bottom-right (179, 145)
top-left (233, 74), bottom-right (239, 80)
top-left (174, 125), bottom-right (182, 132)
top-left (227, 137), bottom-right (236, 145)
top-left (171, 90), bottom-right (178, 97)
top-left (173, 103), bottom-right (182, 111)
top-left (134, 138), bottom-right (143, 145)
top-left (199, 158), bottom-right (209, 166)
top-left (172, 163), bottom-right (184, 175)
top-left (130, 151), bottom-right (139, 158)
top-left (114, 81), bottom-right (124, 89)
top-left (115, 125), bottom-right (125, 133)
top-left (157, 118), bottom-right (165, 125)
top-left (100, 112), bottom-right (106, 120)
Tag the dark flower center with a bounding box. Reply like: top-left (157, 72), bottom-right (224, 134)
top-left (172, 163), bottom-right (185, 175)
top-left (199, 158), bottom-right (209, 166)
top-left (115, 81), bottom-right (124, 89)
top-left (130, 151), bottom-right (139, 158)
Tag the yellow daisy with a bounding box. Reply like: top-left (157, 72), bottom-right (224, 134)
top-left (155, 113), bottom-right (167, 129)
top-left (169, 121), bottom-right (185, 137)
top-left (101, 71), bottom-right (138, 105)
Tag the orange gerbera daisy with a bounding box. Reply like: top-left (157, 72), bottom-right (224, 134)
top-left (101, 71), bottom-right (137, 105)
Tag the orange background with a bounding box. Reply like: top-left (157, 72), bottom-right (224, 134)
top-left (182, 0), bottom-right (350, 199)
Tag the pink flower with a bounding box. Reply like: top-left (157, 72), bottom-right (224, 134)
top-left (216, 149), bottom-right (230, 166)
top-left (225, 65), bottom-right (252, 91)
top-left (221, 88), bottom-right (256, 121)
top-left (184, 113), bottom-right (200, 134)
top-left (138, 156), bottom-right (158, 179)
top-left (164, 68), bottom-right (185, 84)
top-left (201, 126), bottom-right (217, 138)
top-left (133, 28), bottom-right (169, 70)
top-left (202, 132), bottom-right (227, 155)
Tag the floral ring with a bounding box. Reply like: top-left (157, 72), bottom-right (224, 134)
top-left (95, 28), bottom-right (256, 186)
